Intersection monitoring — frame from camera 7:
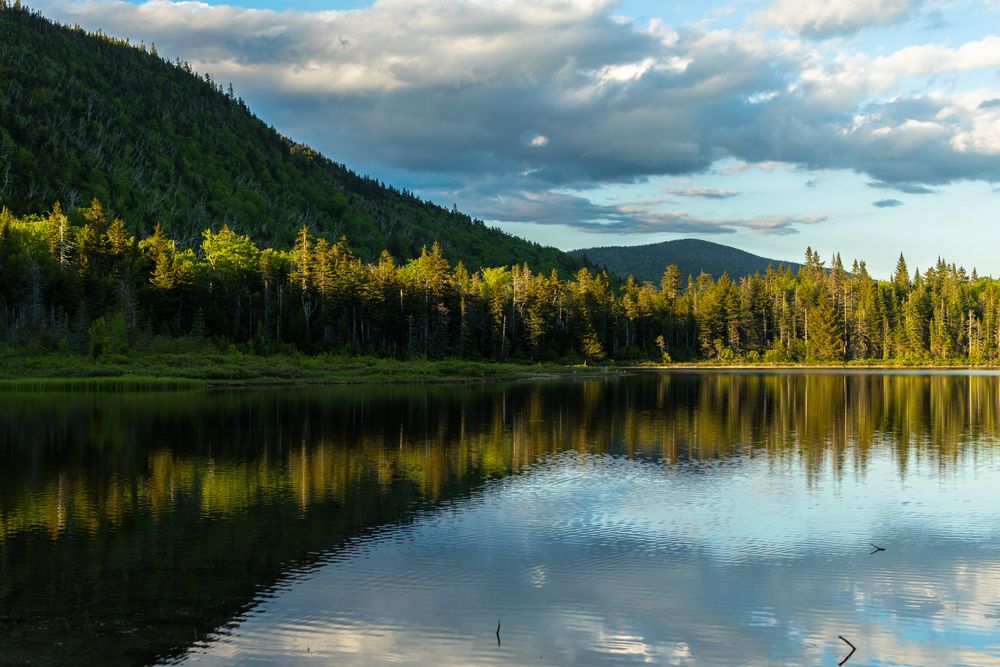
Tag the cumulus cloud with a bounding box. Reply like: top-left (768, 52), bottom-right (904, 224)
top-left (873, 198), bottom-right (903, 207)
top-left (759, 0), bottom-right (919, 38)
top-left (36, 0), bottom-right (1000, 231)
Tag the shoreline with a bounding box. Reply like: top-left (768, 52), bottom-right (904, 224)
top-left (6, 353), bottom-right (1000, 392)
top-left (631, 363), bottom-right (1000, 371)
top-left (0, 353), bottom-right (613, 392)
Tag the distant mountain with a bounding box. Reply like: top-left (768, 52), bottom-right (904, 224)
top-left (569, 238), bottom-right (801, 283)
top-left (0, 5), bottom-right (591, 274)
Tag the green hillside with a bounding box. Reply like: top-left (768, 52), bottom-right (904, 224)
top-left (570, 238), bottom-right (801, 283)
top-left (0, 4), bottom-right (588, 273)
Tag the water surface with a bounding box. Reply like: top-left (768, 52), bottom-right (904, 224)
top-left (2, 372), bottom-right (1000, 665)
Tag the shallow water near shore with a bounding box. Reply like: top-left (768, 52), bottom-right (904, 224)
top-left (3, 371), bottom-right (1000, 665)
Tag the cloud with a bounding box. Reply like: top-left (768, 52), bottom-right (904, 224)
top-left (708, 6), bottom-right (737, 19)
top-left (38, 0), bottom-right (790, 188)
top-left (473, 190), bottom-right (823, 235)
top-left (759, 0), bottom-right (919, 38)
top-left (867, 181), bottom-right (935, 194)
top-left (663, 187), bottom-right (739, 199)
top-left (873, 36), bottom-right (1000, 78)
top-left (873, 198), bottom-right (903, 207)
top-left (719, 161), bottom-right (781, 174)
top-left (37, 0), bottom-right (1000, 230)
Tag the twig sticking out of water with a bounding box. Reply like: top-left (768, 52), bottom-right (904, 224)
top-left (496, 620), bottom-right (501, 647)
top-left (869, 543), bottom-right (886, 555)
top-left (838, 635), bottom-right (856, 666)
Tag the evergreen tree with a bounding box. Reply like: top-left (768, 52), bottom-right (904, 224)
top-left (807, 288), bottom-right (843, 361)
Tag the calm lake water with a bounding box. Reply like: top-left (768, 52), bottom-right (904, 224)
top-left (3, 371), bottom-right (1000, 666)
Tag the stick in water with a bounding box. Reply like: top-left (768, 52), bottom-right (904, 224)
top-left (838, 635), bottom-right (856, 666)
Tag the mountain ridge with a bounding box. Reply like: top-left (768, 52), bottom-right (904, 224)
top-left (569, 238), bottom-right (802, 283)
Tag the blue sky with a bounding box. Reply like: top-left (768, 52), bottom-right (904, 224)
top-left (40, 0), bottom-right (1000, 276)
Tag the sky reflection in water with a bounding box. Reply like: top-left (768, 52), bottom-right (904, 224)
top-left (176, 375), bottom-right (1000, 667)
top-left (3, 372), bottom-right (1000, 665)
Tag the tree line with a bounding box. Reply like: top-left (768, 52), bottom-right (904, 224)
top-left (2, 200), bottom-right (999, 364)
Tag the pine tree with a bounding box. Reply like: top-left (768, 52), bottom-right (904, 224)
top-left (141, 224), bottom-right (176, 289)
top-left (892, 253), bottom-right (910, 295)
top-left (807, 289), bottom-right (843, 361)
top-left (104, 218), bottom-right (133, 256)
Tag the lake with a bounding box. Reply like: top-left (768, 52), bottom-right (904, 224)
top-left (2, 371), bottom-right (1000, 666)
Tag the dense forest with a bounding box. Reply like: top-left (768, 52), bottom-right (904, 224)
top-left (0, 3), bottom-right (589, 274)
top-left (1, 200), bottom-right (998, 365)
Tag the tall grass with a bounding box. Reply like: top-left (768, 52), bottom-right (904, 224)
top-left (0, 376), bottom-right (206, 392)
top-left (0, 351), bottom-right (599, 392)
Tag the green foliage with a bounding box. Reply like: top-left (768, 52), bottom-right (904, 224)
top-left (107, 312), bottom-right (128, 354)
top-left (86, 312), bottom-right (129, 357)
top-left (87, 317), bottom-right (108, 357)
top-left (201, 226), bottom-right (259, 282)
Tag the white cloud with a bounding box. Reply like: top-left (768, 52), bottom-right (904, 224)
top-left (948, 97), bottom-right (1000, 155)
top-left (875, 36), bottom-right (1000, 77)
top-left (760, 0), bottom-right (918, 38)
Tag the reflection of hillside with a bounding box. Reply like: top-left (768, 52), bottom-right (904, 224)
top-left (5, 374), bottom-right (1000, 544)
top-left (2, 373), bottom-right (1000, 663)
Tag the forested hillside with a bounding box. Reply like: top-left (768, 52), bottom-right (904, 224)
top-left (0, 3), bottom-right (587, 274)
top-left (570, 238), bottom-right (800, 283)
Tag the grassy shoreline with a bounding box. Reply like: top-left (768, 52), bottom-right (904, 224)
top-left (6, 353), bottom-right (999, 392)
top-left (0, 352), bottom-right (613, 391)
